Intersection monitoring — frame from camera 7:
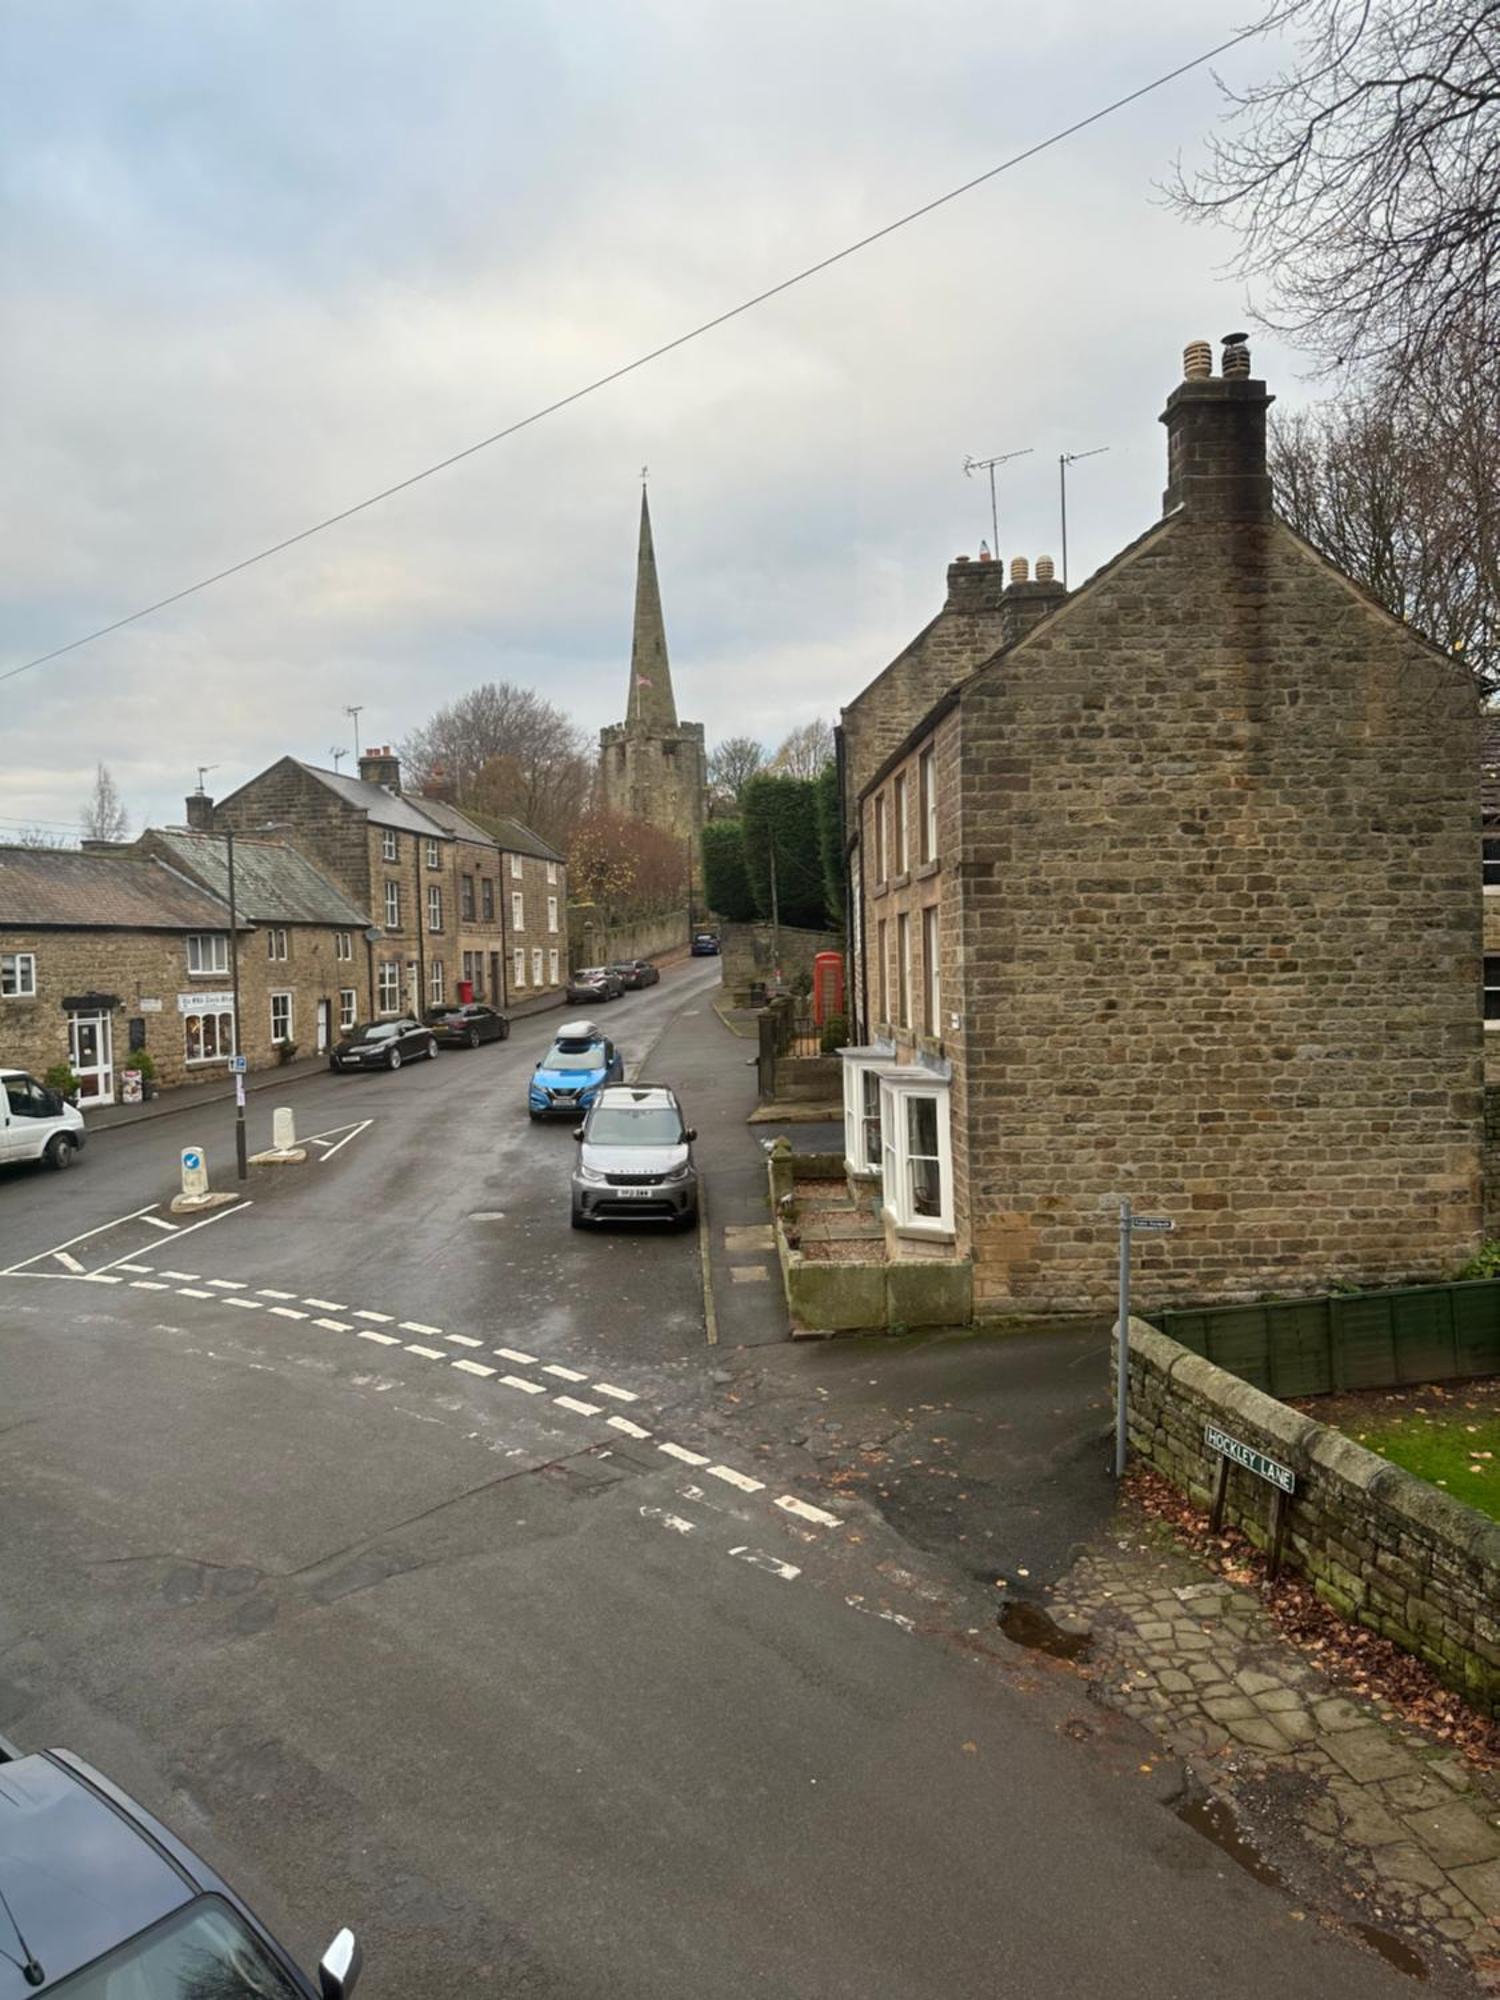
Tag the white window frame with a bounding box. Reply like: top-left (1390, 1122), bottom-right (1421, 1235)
top-left (919, 745), bottom-right (937, 864)
top-left (532, 946), bottom-right (543, 986)
top-left (186, 933), bottom-right (229, 976)
top-left (873, 791), bottom-right (887, 884)
top-left (426, 837), bottom-right (440, 869)
top-left (384, 881), bottom-right (400, 930)
top-left (547, 895), bottom-right (559, 933)
top-left (377, 961), bottom-right (400, 1015)
top-left (892, 771), bottom-right (908, 875)
top-left (512, 891), bottom-right (524, 932)
top-left (481, 877), bottom-right (495, 921)
top-left (184, 1009), bottom-right (234, 1065)
top-left (339, 987), bottom-right (357, 1031)
top-left (427, 884), bottom-right (443, 933)
top-left (548, 947), bottom-right (560, 985)
top-left (1486, 955), bottom-right (1500, 1029)
top-left (1, 951), bottom-right (37, 999)
top-left (547, 861), bottom-right (558, 885)
top-left (877, 1068), bottom-right (954, 1237)
top-left (876, 918), bottom-right (888, 1024)
top-left (429, 958), bottom-right (445, 1005)
top-left (382, 828), bottom-right (398, 862)
top-left (270, 991), bottom-right (293, 1044)
top-left (922, 904), bottom-right (940, 1037)
top-left (266, 927), bottom-right (288, 961)
top-left (840, 1049), bottom-right (887, 1177)
top-left (510, 851), bottom-right (523, 879)
top-left (513, 947), bottom-right (526, 989)
top-left (335, 930), bottom-right (352, 961)
top-left (896, 912), bottom-right (911, 1028)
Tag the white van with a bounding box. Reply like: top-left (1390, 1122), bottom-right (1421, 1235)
top-left (1, 1068), bottom-right (88, 1170)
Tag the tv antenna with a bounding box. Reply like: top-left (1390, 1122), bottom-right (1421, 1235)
top-left (330, 747), bottom-right (349, 773)
top-left (195, 763), bottom-right (219, 795)
top-left (963, 448), bottom-right (1033, 565)
top-left (344, 704), bottom-right (363, 756)
top-left (1058, 447), bottom-right (1109, 588)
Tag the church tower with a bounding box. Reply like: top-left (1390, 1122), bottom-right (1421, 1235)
top-left (597, 488), bottom-right (706, 860)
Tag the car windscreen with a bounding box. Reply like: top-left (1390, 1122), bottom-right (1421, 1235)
top-left (348, 1023), bottom-right (399, 1043)
top-left (423, 1008), bottom-right (458, 1023)
top-left (50, 1895), bottom-right (303, 1999)
top-left (542, 1047), bottom-right (605, 1072)
top-left (586, 1105), bottom-right (682, 1144)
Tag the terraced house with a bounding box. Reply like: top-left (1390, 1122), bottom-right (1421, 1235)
top-left (840, 337), bottom-right (1482, 1318)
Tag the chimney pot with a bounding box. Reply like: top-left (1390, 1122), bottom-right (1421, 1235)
top-left (954, 554), bottom-right (970, 564)
top-left (1035, 555), bottom-right (1055, 582)
top-left (1183, 340), bottom-right (1213, 381)
top-left (359, 747), bottom-right (402, 791)
top-left (1221, 334), bottom-right (1251, 379)
top-left (1009, 556), bottom-right (1030, 584)
top-left (978, 541), bottom-right (993, 562)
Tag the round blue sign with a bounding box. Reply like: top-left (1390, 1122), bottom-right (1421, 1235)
top-left (182, 1149), bottom-right (202, 1172)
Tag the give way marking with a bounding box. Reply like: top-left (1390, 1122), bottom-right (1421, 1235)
top-left (299, 1119), bottom-right (372, 1162)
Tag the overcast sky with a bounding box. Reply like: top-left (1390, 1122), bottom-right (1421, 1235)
top-left (2, 1), bottom-right (1308, 836)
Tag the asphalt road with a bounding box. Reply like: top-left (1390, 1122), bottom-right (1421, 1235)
top-left (0, 962), bottom-right (1426, 1998)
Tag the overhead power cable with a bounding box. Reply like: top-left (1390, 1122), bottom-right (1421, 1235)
top-left (2, 7), bottom-right (1295, 690)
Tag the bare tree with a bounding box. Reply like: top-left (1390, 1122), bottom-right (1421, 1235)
top-left (769, 718), bottom-right (835, 782)
top-left (79, 763), bottom-right (129, 842)
top-left (707, 734), bottom-right (765, 812)
top-left (1172, 0), bottom-right (1500, 381)
top-left (401, 682), bottom-right (592, 846)
top-left (8, 825), bottom-right (67, 849)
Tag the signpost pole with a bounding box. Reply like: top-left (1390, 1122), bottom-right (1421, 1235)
top-left (1115, 1196), bottom-right (1132, 1479)
top-left (227, 827), bottom-right (247, 1182)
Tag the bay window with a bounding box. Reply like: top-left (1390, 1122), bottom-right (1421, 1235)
top-left (840, 1050), bottom-right (887, 1177)
top-left (184, 1009), bottom-right (234, 1064)
top-left (877, 1069), bottom-right (954, 1236)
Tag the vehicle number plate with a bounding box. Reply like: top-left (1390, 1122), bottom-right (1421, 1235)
top-left (614, 1186), bottom-right (655, 1199)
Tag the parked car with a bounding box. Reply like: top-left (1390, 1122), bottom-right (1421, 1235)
top-left (610, 959), bottom-right (661, 990)
top-left (571, 1082), bottom-right (698, 1229)
top-left (424, 1001), bottom-right (510, 1049)
top-left (0, 1730), bottom-right (362, 1998)
top-left (690, 931), bottom-right (721, 956)
top-left (0, 1069), bottom-right (87, 1172)
top-left (529, 1019), bottom-right (623, 1119)
top-left (566, 966), bottom-right (624, 1003)
top-left (329, 1017), bottom-right (438, 1072)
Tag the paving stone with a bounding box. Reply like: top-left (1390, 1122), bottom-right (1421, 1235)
top-left (1335, 1796), bottom-right (1411, 1849)
top-left (1203, 1695), bottom-right (1258, 1723)
top-left (1436, 1916), bottom-right (1480, 1942)
top-left (1197, 1682), bottom-right (1238, 1702)
top-left (1447, 1860), bottom-right (1500, 1919)
top-left (1323, 1729), bottom-right (1421, 1784)
top-left (1234, 1668), bottom-right (1284, 1697)
top-left (1367, 1843), bottom-right (1449, 1893)
top-left (1187, 1662), bottom-right (1221, 1684)
top-left (1441, 1883), bottom-right (1486, 1919)
top-left (1267, 1708), bottom-right (1317, 1746)
top-left (1158, 1670), bottom-right (1195, 1693)
top-left (1171, 1629), bottom-right (1213, 1653)
top-left (1400, 1806), bottom-right (1500, 1870)
top-left (1133, 1620), bottom-right (1173, 1642)
top-left (1302, 1796), bottom-right (1340, 1837)
top-left (1251, 1688), bottom-right (1305, 1714)
top-left (1226, 1718), bottom-right (1289, 1753)
top-left (1381, 1773), bottom-right (1470, 1814)
top-left (1313, 1697), bottom-right (1371, 1733)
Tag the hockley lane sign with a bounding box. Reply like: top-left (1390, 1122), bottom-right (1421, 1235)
top-left (1204, 1423), bottom-right (1295, 1495)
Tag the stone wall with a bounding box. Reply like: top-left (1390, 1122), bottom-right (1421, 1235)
top-left (1121, 1316), bottom-right (1500, 1715)
top-left (721, 922), bottom-right (842, 1005)
top-left (567, 907), bottom-right (690, 972)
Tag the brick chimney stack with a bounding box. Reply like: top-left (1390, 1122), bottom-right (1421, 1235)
top-left (185, 791), bottom-right (215, 831)
top-left (944, 552), bottom-right (1009, 617)
top-left (359, 746), bottom-right (401, 790)
top-left (1000, 556), bottom-right (1067, 648)
top-left (1160, 334), bottom-right (1274, 521)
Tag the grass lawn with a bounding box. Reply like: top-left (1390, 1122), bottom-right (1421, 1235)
top-left (1296, 1381), bottom-right (1500, 1523)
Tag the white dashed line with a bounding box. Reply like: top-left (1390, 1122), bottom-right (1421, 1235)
top-left (140, 1215), bottom-right (179, 1231)
top-left (730, 1548), bottom-right (801, 1581)
top-left (224, 1296), bottom-right (262, 1310)
top-left (314, 1317), bottom-right (352, 1333)
top-left (542, 1364), bottom-right (588, 1382)
top-left (500, 1374), bottom-right (546, 1395)
top-left (53, 1253), bottom-right (85, 1273)
top-left (641, 1507), bottom-right (696, 1535)
top-left (117, 1263), bottom-right (152, 1275)
top-left (161, 1271), bottom-right (199, 1282)
top-left (495, 1347), bottom-right (537, 1365)
top-left (207, 1279), bottom-right (246, 1290)
top-left (130, 1281), bottom-right (169, 1292)
top-left (355, 1309), bottom-right (394, 1324)
top-left (269, 1306), bottom-right (308, 1320)
top-left (303, 1297), bottom-right (345, 1312)
top-left (442, 1333), bottom-right (483, 1348)
top-left (80, 1274), bottom-right (122, 1284)
top-left (555, 1395), bottom-right (602, 1417)
top-left (258, 1288), bottom-right (296, 1300)
top-left (608, 1415), bottom-right (652, 1440)
top-left (593, 1382), bottom-right (638, 1403)
top-left (452, 1358), bottom-right (496, 1378)
top-left (776, 1497), bottom-right (843, 1529)
top-left (405, 1343), bottom-right (446, 1360)
top-left (357, 1329), bottom-right (401, 1346)
top-left (177, 1287), bottom-right (213, 1299)
top-left (708, 1464), bottom-right (765, 1494)
top-left (400, 1320), bottom-right (442, 1336)
top-left (658, 1442), bottom-right (710, 1467)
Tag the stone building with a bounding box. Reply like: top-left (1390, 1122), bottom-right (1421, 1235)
top-left (597, 489), bottom-right (706, 863)
top-left (839, 337), bottom-right (1482, 1317)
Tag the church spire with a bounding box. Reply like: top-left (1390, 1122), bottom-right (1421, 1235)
top-left (627, 484), bottom-right (678, 732)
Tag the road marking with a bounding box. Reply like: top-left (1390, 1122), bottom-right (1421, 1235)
top-left (405, 1343), bottom-right (446, 1360)
top-left (161, 1270), bottom-right (199, 1282)
top-left (452, 1358), bottom-right (497, 1378)
top-left (776, 1496), bottom-right (842, 1529)
top-left (542, 1363), bottom-right (588, 1382)
top-left (207, 1279), bottom-right (246, 1290)
top-left (500, 1374), bottom-right (546, 1395)
top-left (0, 1203), bottom-right (158, 1275)
top-left (269, 1306), bottom-right (308, 1320)
top-left (555, 1395), bottom-right (602, 1417)
top-left (708, 1464), bottom-right (765, 1494)
top-left (79, 1273), bottom-right (122, 1284)
top-left (129, 1281), bottom-right (169, 1292)
top-left (94, 1201), bottom-right (252, 1274)
top-left (400, 1320), bottom-right (442, 1336)
top-left (355, 1309), bottom-right (394, 1323)
top-left (116, 1263), bottom-right (152, 1274)
top-left (730, 1547), bottom-right (800, 1581)
top-left (442, 1333), bottom-right (483, 1348)
top-left (659, 1442), bottom-right (710, 1467)
top-left (314, 1317), bottom-right (352, 1332)
top-left (139, 1215), bottom-right (180, 1232)
top-left (53, 1252), bottom-right (85, 1273)
top-left (303, 1297), bottom-right (346, 1312)
top-left (495, 1346), bottom-right (537, 1365)
top-left (225, 1296), bottom-right (263, 1310)
top-left (302, 1118), bottom-right (372, 1162)
top-left (357, 1329), bottom-right (401, 1346)
top-left (592, 1382), bottom-right (638, 1403)
top-left (258, 1288), bottom-right (296, 1300)
top-left (608, 1415), bottom-right (651, 1440)
top-left (177, 1287), bottom-right (214, 1299)
top-left (640, 1507), bottom-right (696, 1535)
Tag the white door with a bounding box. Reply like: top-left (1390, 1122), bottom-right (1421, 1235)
top-left (68, 1012), bottom-right (114, 1102)
top-left (316, 999), bottom-right (331, 1054)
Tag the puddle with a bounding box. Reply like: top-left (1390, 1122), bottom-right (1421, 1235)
top-left (1177, 1796), bottom-right (1427, 1981)
top-left (997, 1600), bottom-right (1091, 1661)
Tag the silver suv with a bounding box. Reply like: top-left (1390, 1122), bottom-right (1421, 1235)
top-left (571, 1084), bottom-right (698, 1229)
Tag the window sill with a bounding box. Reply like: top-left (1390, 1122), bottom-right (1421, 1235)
top-left (890, 869), bottom-right (911, 891)
top-left (884, 1209), bottom-right (957, 1245)
top-left (870, 881), bottom-right (890, 901)
top-left (186, 971), bottom-right (230, 980)
top-left (915, 858), bottom-right (941, 880)
top-left (1486, 1019), bottom-right (1500, 1032)
top-left (2, 995), bottom-right (38, 1003)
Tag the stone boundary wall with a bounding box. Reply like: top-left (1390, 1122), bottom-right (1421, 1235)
top-left (1119, 1316), bottom-right (1500, 1716)
top-left (567, 908), bottom-right (689, 969)
top-left (1484, 1083), bottom-right (1500, 1237)
top-left (721, 922), bottom-right (842, 1006)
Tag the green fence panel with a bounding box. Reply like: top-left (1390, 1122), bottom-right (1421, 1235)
top-left (1203, 1308), bottom-right (1274, 1391)
top-left (1390, 1289), bottom-right (1458, 1385)
top-left (1328, 1295), bottom-right (1397, 1390)
top-left (1267, 1299), bottom-right (1335, 1400)
top-left (1452, 1283), bottom-right (1500, 1378)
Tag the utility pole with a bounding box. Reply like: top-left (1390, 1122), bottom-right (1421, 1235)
top-left (769, 841), bottom-right (781, 990)
top-left (226, 826), bottom-right (247, 1182)
top-left (344, 705), bottom-right (364, 757)
top-left (963, 448), bottom-right (1033, 564)
top-left (1059, 447), bottom-right (1110, 589)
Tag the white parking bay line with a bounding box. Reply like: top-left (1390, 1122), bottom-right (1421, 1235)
top-left (357, 1329), bottom-right (400, 1346)
top-left (401, 1320), bottom-right (442, 1336)
top-left (452, 1359), bottom-right (496, 1378)
top-left (258, 1288), bottom-right (296, 1300)
top-left (268, 1306), bottom-right (307, 1320)
top-left (130, 1281), bottom-right (169, 1292)
top-left (52, 1252), bottom-right (85, 1273)
top-left (542, 1364), bottom-right (587, 1382)
top-left (554, 1395), bottom-right (602, 1417)
top-left (225, 1296), bottom-right (263, 1310)
top-left (177, 1287), bottom-right (213, 1299)
top-left (207, 1279), bottom-right (246, 1290)
top-left (500, 1374), bottom-right (546, 1395)
top-left (442, 1333), bottom-right (482, 1348)
top-left (593, 1382), bottom-right (638, 1403)
top-left (355, 1310), bottom-right (394, 1324)
top-left (730, 1548), bottom-right (801, 1582)
top-left (161, 1270), bottom-right (200, 1282)
top-left (139, 1215), bottom-right (179, 1232)
top-left (314, 1317), bottom-right (352, 1333)
top-left (405, 1343), bottom-right (446, 1360)
top-left (641, 1507), bottom-right (696, 1536)
top-left (659, 1442), bottom-right (710, 1467)
top-left (608, 1415), bottom-right (651, 1440)
top-left (708, 1465), bottom-right (765, 1494)
top-left (116, 1263), bottom-right (152, 1275)
top-left (495, 1347), bottom-right (537, 1366)
top-left (776, 1496), bottom-right (843, 1529)
top-left (303, 1297), bottom-right (345, 1312)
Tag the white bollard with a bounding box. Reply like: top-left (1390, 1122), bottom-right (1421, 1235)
top-left (272, 1106), bottom-right (296, 1152)
top-left (180, 1145), bottom-right (209, 1202)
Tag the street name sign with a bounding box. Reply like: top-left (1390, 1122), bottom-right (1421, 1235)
top-left (1204, 1424), bottom-right (1294, 1494)
top-left (1130, 1216), bottom-right (1175, 1233)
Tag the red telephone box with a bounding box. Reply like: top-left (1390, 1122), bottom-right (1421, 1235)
top-left (812, 951), bottom-right (845, 1027)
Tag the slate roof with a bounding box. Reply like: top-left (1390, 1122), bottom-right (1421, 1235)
top-left (150, 830), bottom-right (370, 927)
top-left (444, 805), bottom-right (565, 865)
top-left (0, 847), bottom-right (242, 931)
top-left (407, 794), bottom-right (505, 848)
top-left (293, 761), bottom-right (451, 837)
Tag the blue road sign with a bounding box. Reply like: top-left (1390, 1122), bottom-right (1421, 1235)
top-left (182, 1149), bottom-right (203, 1172)
top-left (227, 1055), bottom-right (248, 1074)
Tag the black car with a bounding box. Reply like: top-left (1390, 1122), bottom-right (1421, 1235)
top-left (424, 1001), bottom-right (510, 1049)
top-left (566, 966), bottom-right (624, 1003)
top-left (329, 1016), bottom-right (438, 1071)
top-left (690, 931), bottom-right (721, 956)
top-left (0, 1732), bottom-right (362, 1998)
top-left (609, 959), bottom-right (660, 990)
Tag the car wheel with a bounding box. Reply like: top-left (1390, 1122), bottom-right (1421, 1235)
top-left (426, 1038), bottom-right (439, 1060)
top-left (388, 1048), bottom-right (403, 1071)
top-left (45, 1132), bottom-right (78, 1171)
top-left (467, 1027), bottom-right (481, 1049)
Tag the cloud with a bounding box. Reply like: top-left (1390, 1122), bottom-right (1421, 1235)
top-left (1, 0), bottom-right (1307, 831)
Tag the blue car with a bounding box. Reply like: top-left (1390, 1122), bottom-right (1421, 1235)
top-left (528, 1018), bottom-right (624, 1120)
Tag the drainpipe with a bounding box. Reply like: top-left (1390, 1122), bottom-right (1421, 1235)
top-left (498, 851), bottom-right (510, 1011)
